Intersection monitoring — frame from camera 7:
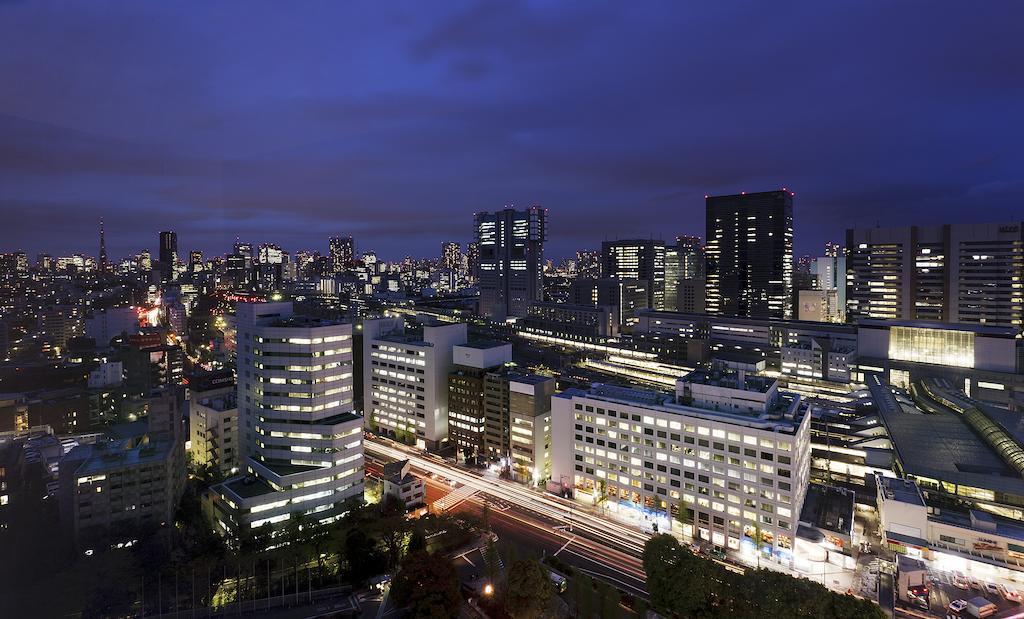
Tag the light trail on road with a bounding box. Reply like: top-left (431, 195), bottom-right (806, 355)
top-left (366, 438), bottom-right (652, 556)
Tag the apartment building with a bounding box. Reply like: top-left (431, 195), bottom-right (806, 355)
top-left (189, 391), bottom-right (239, 477)
top-left (58, 386), bottom-right (186, 547)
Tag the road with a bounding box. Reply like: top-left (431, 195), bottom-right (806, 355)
top-left (366, 437), bottom-right (652, 596)
top-left (366, 438), bottom-right (652, 556)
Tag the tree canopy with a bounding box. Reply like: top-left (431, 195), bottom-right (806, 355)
top-left (505, 559), bottom-right (554, 619)
top-left (641, 534), bottom-right (884, 619)
top-left (392, 550), bottom-right (462, 619)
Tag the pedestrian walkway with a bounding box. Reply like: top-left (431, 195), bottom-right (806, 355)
top-left (434, 484), bottom-right (478, 512)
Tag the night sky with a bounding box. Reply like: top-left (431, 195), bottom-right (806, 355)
top-left (1, 1), bottom-right (1022, 262)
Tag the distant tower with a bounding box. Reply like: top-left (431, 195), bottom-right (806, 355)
top-left (99, 218), bottom-right (109, 273)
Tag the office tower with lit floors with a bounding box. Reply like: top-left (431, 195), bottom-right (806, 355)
top-left (705, 190), bottom-right (794, 319)
top-left (329, 236), bottom-right (355, 274)
top-left (846, 223), bottom-right (1024, 327)
top-left (601, 239), bottom-right (666, 311)
top-left (207, 302), bottom-right (363, 533)
top-left (363, 317), bottom-right (468, 451)
top-left (475, 206), bottom-right (547, 320)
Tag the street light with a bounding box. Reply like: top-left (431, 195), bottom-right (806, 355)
top-left (483, 583), bottom-right (494, 596)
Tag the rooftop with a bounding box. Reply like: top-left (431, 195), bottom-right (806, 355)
top-left (269, 316), bottom-right (349, 329)
top-left (459, 339), bottom-right (511, 350)
top-left (682, 363), bottom-right (776, 394)
top-left (877, 474), bottom-right (926, 507)
top-left (858, 318), bottom-right (1018, 338)
top-left (198, 392), bottom-right (238, 412)
top-left (223, 475), bottom-right (277, 499)
top-left (557, 382), bottom-right (805, 433)
top-left (868, 375), bottom-right (1024, 497)
top-left (800, 483), bottom-right (856, 536)
top-left (509, 373), bottom-right (555, 386)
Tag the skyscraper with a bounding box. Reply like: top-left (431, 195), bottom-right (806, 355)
top-left (665, 236), bottom-right (703, 312)
top-left (329, 236), bottom-right (355, 274)
top-left (601, 240), bottom-right (666, 311)
top-left (158, 230), bottom-right (178, 282)
top-left (846, 223), bottom-right (1024, 326)
top-left (474, 206), bottom-right (547, 320)
top-left (441, 241), bottom-right (461, 271)
top-left (98, 218), bottom-right (108, 273)
top-left (705, 190), bottom-right (794, 319)
top-left (675, 235), bottom-right (705, 279)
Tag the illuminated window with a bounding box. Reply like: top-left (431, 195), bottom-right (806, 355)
top-left (889, 326), bottom-right (974, 368)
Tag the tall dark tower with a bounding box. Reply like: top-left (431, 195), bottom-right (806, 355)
top-left (159, 230), bottom-right (178, 282)
top-left (474, 206), bottom-right (547, 320)
top-left (98, 218), bottom-right (109, 273)
top-left (705, 190), bottom-right (793, 319)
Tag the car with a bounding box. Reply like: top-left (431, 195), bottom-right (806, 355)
top-left (948, 599), bottom-right (968, 613)
top-left (985, 582), bottom-right (1000, 595)
top-left (970, 577), bottom-right (982, 590)
top-left (1003, 585), bottom-right (1021, 602)
top-left (953, 575), bottom-right (970, 590)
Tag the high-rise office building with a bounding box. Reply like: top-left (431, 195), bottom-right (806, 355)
top-left (705, 190), bottom-right (794, 319)
top-left (664, 237), bottom-right (703, 312)
top-left (475, 206), bottom-right (547, 320)
top-left (676, 235), bottom-right (705, 279)
top-left (441, 241), bottom-right (461, 271)
top-left (208, 302), bottom-right (363, 532)
top-left (329, 236), bottom-right (355, 274)
top-left (98, 219), bottom-right (108, 273)
top-left (466, 242), bottom-right (480, 282)
top-left (601, 240), bottom-right (665, 311)
top-left (158, 230), bottom-right (178, 282)
top-left (846, 223), bottom-right (1024, 326)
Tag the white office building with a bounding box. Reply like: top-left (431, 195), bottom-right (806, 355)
top-left (363, 317), bottom-right (468, 451)
top-left (551, 371), bottom-right (811, 566)
top-left (207, 302), bottom-right (363, 533)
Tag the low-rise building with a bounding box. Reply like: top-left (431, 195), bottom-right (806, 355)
top-left (521, 302), bottom-right (619, 341)
top-left (781, 337), bottom-right (856, 383)
top-left (382, 459), bottom-right (425, 511)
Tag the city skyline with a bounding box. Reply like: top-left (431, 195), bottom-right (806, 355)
top-left (3, 2), bottom-right (1023, 259)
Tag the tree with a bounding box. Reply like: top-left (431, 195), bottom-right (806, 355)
top-left (675, 495), bottom-right (693, 526)
top-left (641, 534), bottom-right (720, 617)
top-left (505, 559), bottom-right (554, 619)
top-left (344, 529), bottom-right (385, 582)
top-left (407, 527), bottom-right (427, 554)
top-left (391, 550), bottom-right (462, 619)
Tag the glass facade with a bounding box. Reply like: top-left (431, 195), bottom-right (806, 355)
top-left (889, 326), bottom-right (974, 368)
